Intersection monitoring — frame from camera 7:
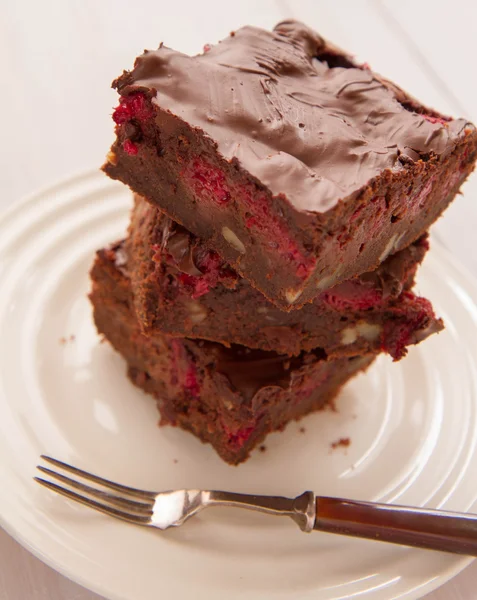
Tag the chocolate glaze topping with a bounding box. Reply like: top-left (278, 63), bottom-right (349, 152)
top-left (212, 345), bottom-right (318, 401)
top-left (162, 222), bottom-right (202, 276)
top-left (116, 21), bottom-right (471, 213)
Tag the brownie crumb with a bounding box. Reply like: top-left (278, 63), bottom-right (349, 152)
top-left (259, 445), bottom-right (266, 453)
top-left (331, 437), bottom-right (351, 450)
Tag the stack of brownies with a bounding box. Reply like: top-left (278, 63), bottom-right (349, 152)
top-left (90, 21), bottom-right (477, 464)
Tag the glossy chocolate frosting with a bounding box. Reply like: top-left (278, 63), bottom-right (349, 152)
top-left (162, 223), bottom-right (202, 276)
top-left (115, 21), bottom-right (471, 213)
top-left (212, 345), bottom-right (314, 401)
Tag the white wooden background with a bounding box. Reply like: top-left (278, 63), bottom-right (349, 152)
top-left (1, 0), bottom-right (476, 598)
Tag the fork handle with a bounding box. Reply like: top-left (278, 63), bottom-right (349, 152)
top-left (314, 496), bottom-right (477, 555)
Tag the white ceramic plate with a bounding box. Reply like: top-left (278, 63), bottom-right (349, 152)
top-left (0, 171), bottom-right (477, 600)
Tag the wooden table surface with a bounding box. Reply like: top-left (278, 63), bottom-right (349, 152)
top-left (1, 1), bottom-right (476, 598)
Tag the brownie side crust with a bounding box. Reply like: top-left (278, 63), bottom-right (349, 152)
top-left (90, 242), bottom-right (374, 464)
top-left (126, 196), bottom-right (443, 359)
top-left (103, 20), bottom-right (477, 309)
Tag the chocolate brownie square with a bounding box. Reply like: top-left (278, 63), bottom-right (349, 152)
top-left (103, 20), bottom-right (477, 309)
top-left (126, 195), bottom-right (443, 359)
top-left (89, 241), bottom-right (374, 464)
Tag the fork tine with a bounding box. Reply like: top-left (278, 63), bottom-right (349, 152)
top-left (37, 466), bottom-right (154, 516)
top-left (40, 455), bottom-right (156, 500)
top-left (34, 478), bottom-right (152, 526)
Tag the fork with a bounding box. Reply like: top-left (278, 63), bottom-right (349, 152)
top-left (35, 455), bottom-right (477, 555)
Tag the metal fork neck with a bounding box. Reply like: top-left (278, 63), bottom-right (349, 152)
top-left (204, 490), bottom-right (316, 532)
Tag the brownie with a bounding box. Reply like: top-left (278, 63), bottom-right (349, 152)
top-left (126, 195), bottom-right (443, 359)
top-left (103, 20), bottom-right (477, 310)
top-left (90, 241), bottom-right (375, 464)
